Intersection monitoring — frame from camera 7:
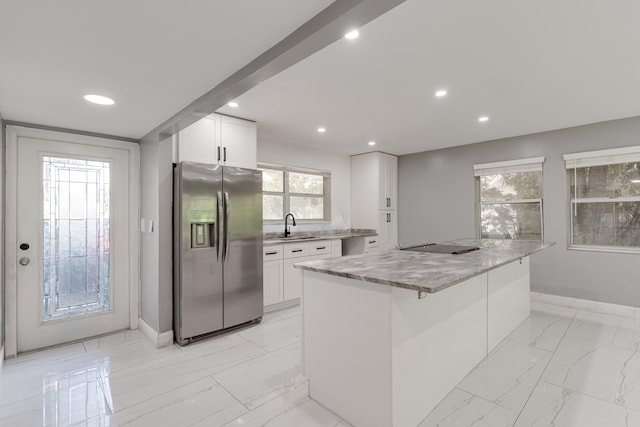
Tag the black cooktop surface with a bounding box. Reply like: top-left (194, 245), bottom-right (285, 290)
top-left (401, 244), bottom-right (481, 255)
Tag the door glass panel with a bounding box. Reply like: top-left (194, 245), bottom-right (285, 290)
top-left (43, 156), bottom-right (111, 321)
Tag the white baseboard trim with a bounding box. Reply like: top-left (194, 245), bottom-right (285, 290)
top-left (0, 345), bottom-right (4, 373)
top-left (531, 291), bottom-right (639, 319)
top-left (264, 299), bottom-right (300, 313)
top-left (138, 317), bottom-right (174, 348)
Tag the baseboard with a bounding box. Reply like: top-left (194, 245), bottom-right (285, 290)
top-left (0, 345), bottom-right (4, 373)
top-left (138, 317), bottom-right (174, 348)
top-left (531, 291), bottom-right (638, 318)
top-left (264, 299), bottom-right (300, 313)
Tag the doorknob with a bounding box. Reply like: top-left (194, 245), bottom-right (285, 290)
top-left (19, 243), bottom-right (30, 250)
top-left (19, 257), bottom-right (30, 266)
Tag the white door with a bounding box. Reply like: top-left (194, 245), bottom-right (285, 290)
top-left (15, 133), bottom-right (134, 353)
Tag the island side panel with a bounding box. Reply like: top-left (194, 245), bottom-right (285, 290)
top-left (390, 273), bottom-right (489, 427)
top-left (302, 271), bottom-right (393, 427)
top-left (487, 257), bottom-right (531, 351)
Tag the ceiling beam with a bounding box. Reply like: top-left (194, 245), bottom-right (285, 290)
top-left (140, 0), bottom-right (406, 143)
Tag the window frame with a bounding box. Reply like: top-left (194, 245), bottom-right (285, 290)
top-left (259, 162), bottom-right (331, 224)
top-left (474, 157), bottom-right (545, 241)
top-left (564, 146), bottom-right (640, 254)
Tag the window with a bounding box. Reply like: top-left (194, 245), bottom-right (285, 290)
top-left (474, 157), bottom-right (545, 240)
top-left (565, 146), bottom-right (640, 252)
top-left (260, 163), bottom-right (331, 222)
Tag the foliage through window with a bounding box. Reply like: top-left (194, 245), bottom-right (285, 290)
top-left (475, 158), bottom-right (544, 240)
top-left (565, 147), bottom-right (640, 251)
top-left (260, 164), bottom-right (330, 222)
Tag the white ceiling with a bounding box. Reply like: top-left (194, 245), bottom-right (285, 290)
top-left (0, 0), bottom-right (333, 138)
top-left (218, 0), bottom-right (640, 155)
top-left (3, 1), bottom-right (640, 157)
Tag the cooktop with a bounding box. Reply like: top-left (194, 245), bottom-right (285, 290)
top-left (401, 243), bottom-right (481, 255)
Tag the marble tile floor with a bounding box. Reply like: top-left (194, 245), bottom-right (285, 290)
top-left (0, 306), bottom-right (344, 427)
top-left (3, 298), bottom-right (640, 426)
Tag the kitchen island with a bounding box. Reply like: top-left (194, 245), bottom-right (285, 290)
top-left (295, 239), bottom-right (552, 427)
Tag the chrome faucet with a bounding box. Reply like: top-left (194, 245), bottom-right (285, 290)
top-left (284, 213), bottom-right (296, 237)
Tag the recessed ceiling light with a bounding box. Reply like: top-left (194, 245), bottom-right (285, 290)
top-left (368, 141), bottom-right (376, 146)
top-left (344, 29), bottom-right (359, 40)
top-left (435, 90), bottom-right (447, 97)
top-left (227, 101), bottom-right (239, 108)
top-left (84, 94), bottom-right (114, 105)
top-left (478, 116), bottom-right (489, 123)
top-left (317, 127), bottom-right (326, 133)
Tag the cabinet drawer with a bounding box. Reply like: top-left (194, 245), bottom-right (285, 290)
top-left (308, 240), bottom-right (331, 256)
top-left (365, 236), bottom-right (379, 248)
top-left (263, 244), bottom-right (283, 261)
top-left (284, 243), bottom-right (309, 259)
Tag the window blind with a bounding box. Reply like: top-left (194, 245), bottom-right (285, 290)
top-left (564, 146), bottom-right (640, 169)
top-left (473, 157), bottom-right (545, 176)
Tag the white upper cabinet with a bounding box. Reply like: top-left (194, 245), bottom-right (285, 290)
top-left (219, 114), bottom-right (257, 169)
top-left (177, 114), bottom-right (257, 169)
top-left (178, 115), bottom-right (220, 165)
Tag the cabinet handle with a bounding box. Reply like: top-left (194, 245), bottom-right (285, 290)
top-left (387, 213), bottom-right (390, 223)
top-left (369, 240), bottom-right (376, 244)
top-left (265, 251), bottom-right (278, 255)
top-left (316, 246), bottom-right (326, 250)
top-left (387, 197), bottom-right (391, 207)
top-left (217, 146), bottom-right (221, 162)
top-left (223, 147), bottom-right (227, 162)
top-left (292, 249), bottom-right (303, 253)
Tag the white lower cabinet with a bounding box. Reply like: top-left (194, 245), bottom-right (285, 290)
top-left (264, 239), bottom-right (341, 310)
top-left (263, 245), bottom-right (284, 307)
top-left (263, 260), bottom-right (283, 306)
top-left (343, 235), bottom-right (380, 255)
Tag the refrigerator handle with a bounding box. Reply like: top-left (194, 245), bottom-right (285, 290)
top-left (224, 192), bottom-right (231, 262)
top-left (216, 191), bottom-right (223, 261)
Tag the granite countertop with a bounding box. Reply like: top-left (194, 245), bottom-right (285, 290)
top-left (294, 238), bottom-right (554, 294)
top-left (264, 229), bottom-right (377, 245)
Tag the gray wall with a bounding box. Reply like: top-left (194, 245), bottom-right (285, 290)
top-left (139, 136), bottom-right (174, 334)
top-left (398, 116), bottom-right (640, 307)
top-left (1, 110), bottom-right (4, 348)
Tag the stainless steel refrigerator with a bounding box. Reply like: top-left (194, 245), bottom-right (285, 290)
top-left (173, 162), bottom-right (263, 345)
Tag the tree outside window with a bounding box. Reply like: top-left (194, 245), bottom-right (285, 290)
top-left (475, 158), bottom-right (544, 240)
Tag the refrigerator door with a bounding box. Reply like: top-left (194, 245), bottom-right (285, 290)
top-left (222, 167), bottom-right (264, 328)
top-left (174, 162), bottom-right (224, 343)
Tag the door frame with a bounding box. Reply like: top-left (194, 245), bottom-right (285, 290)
top-left (4, 125), bottom-right (140, 357)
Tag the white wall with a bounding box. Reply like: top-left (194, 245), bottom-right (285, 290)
top-left (257, 140), bottom-right (351, 233)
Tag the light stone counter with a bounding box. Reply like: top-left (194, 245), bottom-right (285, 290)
top-left (295, 238), bottom-right (553, 294)
top-left (263, 228), bottom-right (376, 245)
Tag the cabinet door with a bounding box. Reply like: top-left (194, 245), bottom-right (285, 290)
top-left (263, 260), bottom-right (284, 306)
top-left (178, 115), bottom-right (220, 164)
top-left (283, 258), bottom-right (303, 301)
top-left (386, 155), bottom-right (398, 210)
top-left (378, 211), bottom-right (398, 249)
top-left (219, 115), bottom-right (257, 169)
top-left (377, 153), bottom-right (398, 210)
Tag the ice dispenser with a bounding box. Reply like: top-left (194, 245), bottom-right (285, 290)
top-left (189, 210), bottom-right (216, 249)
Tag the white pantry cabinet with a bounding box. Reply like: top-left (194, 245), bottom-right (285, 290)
top-left (177, 113), bottom-right (256, 169)
top-left (351, 152), bottom-right (398, 248)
